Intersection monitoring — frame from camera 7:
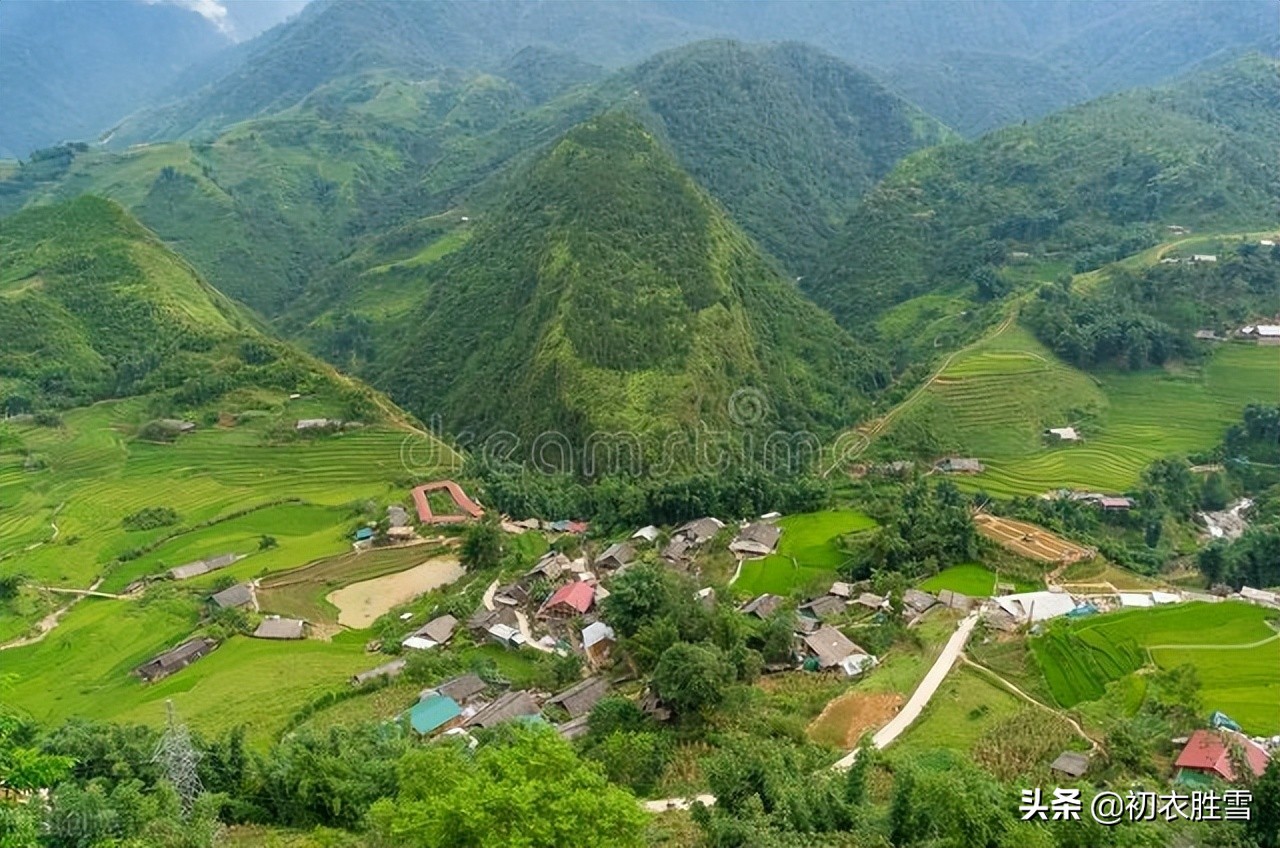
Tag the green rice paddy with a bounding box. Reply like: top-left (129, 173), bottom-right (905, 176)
top-left (1031, 602), bottom-right (1280, 733)
top-left (884, 324), bottom-right (1280, 496)
top-left (734, 509), bottom-right (875, 595)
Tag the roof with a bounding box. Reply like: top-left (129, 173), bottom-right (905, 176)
top-left (253, 617), bottom-right (305, 640)
top-left (936, 457), bottom-right (983, 473)
top-left (169, 552), bottom-right (238, 580)
top-left (804, 625), bottom-right (862, 668)
top-left (902, 589), bottom-right (937, 614)
top-left (413, 614), bottom-right (458, 644)
top-left (410, 695), bottom-right (462, 734)
top-left (1098, 496), bottom-right (1134, 509)
top-left (547, 676), bottom-right (609, 718)
top-left (676, 517), bottom-right (724, 544)
top-left (739, 593), bottom-right (784, 619)
top-left (1046, 427), bottom-right (1080, 441)
top-left (596, 542), bottom-right (635, 568)
top-left (798, 594), bottom-right (846, 619)
top-left (469, 605), bottom-right (517, 632)
top-left (993, 591), bottom-right (1077, 623)
top-left (937, 589), bottom-right (974, 611)
top-left (631, 525), bottom-right (660, 542)
top-left (410, 480), bottom-right (484, 524)
top-left (437, 673), bottom-right (487, 703)
top-left (1241, 586), bottom-right (1279, 605)
top-left (209, 583), bottom-right (255, 610)
top-left (464, 690), bottom-right (540, 729)
top-left (855, 592), bottom-right (885, 609)
top-left (541, 581), bottom-right (595, 615)
top-left (352, 658), bottom-right (407, 686)
top-left (1175, 730), bottom-right (1269, 781)
top-left (143, 637), bottom-right (217, 672)
top-left (829, 581), bottom-right (853, 598)
top-left (295, 418), bottom-right (336, 429)
top-left (487, 623), bottom-right (523, 644)
top-left (355, 527), bottom-right (374, 541)
top-left (387, 505), bottom-right (410, 527)
top-left (661, 537), bottom-right (692, 562)
top-left (1049, 751), bottom-right (1090, 778)
top-left (1118, 592), bottom-right (1153, 608)
top-left (582, 620), bottom-right (616, 650)
top-left (528, 551), bottom-right (571, 579)
top-left (731, 522), bottom-right (781, 553)
top-left (557, 714), bottom-right (592, 741)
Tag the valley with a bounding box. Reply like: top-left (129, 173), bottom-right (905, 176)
top-left (1, 5), bottom-right (1279, 847)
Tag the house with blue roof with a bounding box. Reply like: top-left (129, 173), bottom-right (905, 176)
top-left (409, 694), bottom-right (462, 736)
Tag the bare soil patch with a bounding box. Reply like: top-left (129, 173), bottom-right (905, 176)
top-left (975, 513), bottom-right (1094, 564)
top-left (327, 557), bottom-right (463, 628)
top-left (807, 690), bottom-right (903, 748)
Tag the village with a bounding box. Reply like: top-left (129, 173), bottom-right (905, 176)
top-left (127, 469), bottom-right (1280, 792)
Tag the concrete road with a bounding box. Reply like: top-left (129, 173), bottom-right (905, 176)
top-left (831, 610), bottom-right (980, 769)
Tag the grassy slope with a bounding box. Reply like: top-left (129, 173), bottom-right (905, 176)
top-left (734, 509), bottom-right (874, 595)
top-left (879, 322), bottom-right (1280, 496)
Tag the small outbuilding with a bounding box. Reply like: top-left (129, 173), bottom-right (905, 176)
top-left (1049, 751), bottom-right (1090, 779)
top-left (436, 673), bottom-right (488, 704)
top-left (934, 457), bottom-right (984, 474)
top-left (595, 542), bottom-right (635, 571)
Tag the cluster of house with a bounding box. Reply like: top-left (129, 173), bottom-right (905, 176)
top-left (1193, 323), bottom-right (1280, 345)
top-left (1042, 724), bottom-right (1275, 787)
top-left (1041, 489), bottom-right (1135, 511)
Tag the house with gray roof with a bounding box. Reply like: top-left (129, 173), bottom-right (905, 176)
top-left (436, 673), bottom-right (487, 704)
top-left (798, 594), bottom-right (846, 620)
top-left (169, 553), bottom-right (239, 581)
top-left (209, 582), bottom-right (256, 611)
top-left (594, 542), bottom-right (635, 571)
top-left (135, 637), bottom-right (218, 682)
top-left (729, 522), bottom-right (782, 557)
top-left (934, 457), bottom-right (983, 474)
top-left (253, 617), bottom-right (305, 640)
top-left (546, 676), bottom-right (609, 719)
top-left (803, 626), bottom-right (864, 669)
top-left (739, 593), bottom-right (784, 619)
top-left (463, 690), bottom-right (540, 729)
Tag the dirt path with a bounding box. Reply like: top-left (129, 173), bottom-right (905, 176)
top-left (326, 557), bottom-right (463, 628)
top-left (0, 578), bottom-right (105, 651)
top-left (960, 655), bottom-right (1101, 752)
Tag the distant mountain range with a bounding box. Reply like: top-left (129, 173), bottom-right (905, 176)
top-left (4, 0), bottom-right (1272, 161)
top-left (0, 0), bottom-right (306, 159)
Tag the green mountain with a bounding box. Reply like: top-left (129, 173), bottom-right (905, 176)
top-left (804, 56), bottom-right (1280, 330)
top-left (607, 41), bottom-right (953, 277)
top-left (0, 196), bottom-right (398, 423)
top-left (376, 113), bottom-right (886, 451)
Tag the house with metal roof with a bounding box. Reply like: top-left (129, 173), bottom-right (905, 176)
top-left (595, 542), bottom-right (635, 571)
top-left (739, 593), bottom-right (784, 619)
top-left (409, 695), bottom-right (463, 736)
top-left (798, 594), bottom-right (846, 620)
top-left (402, 614), bottom-right (458, 650)
top-left (435, 673), bottom-right (487, 704)
top-left (803, 625), bottom-right (865, 670)
top-left (1175, 729), bottom-right (1270, 783)
top-left (539, 581), bottom-right (595, 619)
top-left (1049, 751), bottom-right (1089, 778)
top-left (581, 621), bottom-right (616, 667)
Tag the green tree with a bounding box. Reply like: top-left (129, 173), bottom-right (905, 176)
top-left (600, 562), bottom-right (669, 637)
top-left (651, 642), bottom-right (735, 718)
top-left (366, 725), bottom-right (645, 847)
top-left (1249, 758), bottom-right (1280, 848)
top-left (460, 518), bottom-right (504, 571)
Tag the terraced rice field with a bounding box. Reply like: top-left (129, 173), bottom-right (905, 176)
top-left (1031, 602), bottom-right (1280, 733)
top-left (0, 398), bottom-right (452, 596)
top-left (734, 509), bottom-right (874, 595)
top-left (884, 324), bottom-right (1279, 496)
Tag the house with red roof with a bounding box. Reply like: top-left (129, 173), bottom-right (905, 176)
top-left (539, 581), bottom-right (595, 619)
top-left (1174, 729), bottom-right (1270, 783)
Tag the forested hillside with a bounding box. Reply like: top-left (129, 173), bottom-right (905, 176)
top-left (377, 113), bottom-right (886, 453)
top-left (0, 197), bottom-right (392, 420)
top-left (606, 41), bottom-right (953, 276)
top-left (805, 56), bottom-right (1280, 330)
top-left (105, 0), bottom-right (1273, 148)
